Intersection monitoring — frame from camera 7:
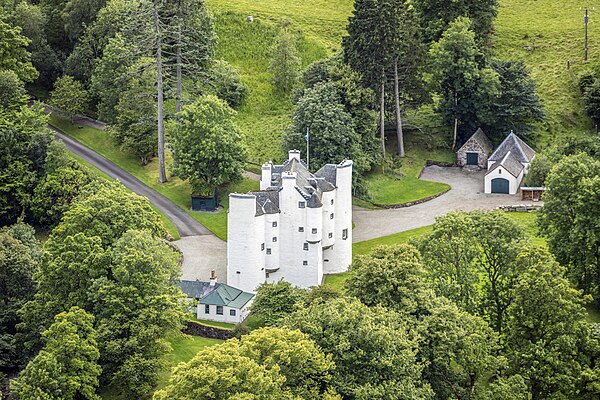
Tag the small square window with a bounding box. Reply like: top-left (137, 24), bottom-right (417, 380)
top-left (303, 260), bottom-right (308, 266)
top-left (303, 243), bottom-right (309, 250)
top-left (261, 243), bottom-right (265, 251)
top-left (236, 271), bottom-right (241, 274)
top-left (342, 229), bottom-right (348, 240)
top-left (272, 237), bottom-right (277, 242)
top-left (331, 199), bottom-right (334, 205)
top-left (299, 201), bottom-right (305, 208)
top-left (330, 213), bottom-right (334, 219)
top-left (204, 304), bottom-right (210, 314)
top-left (272, 221), bottom-right (277, 227)
top-left (299, 227), bottom-right (304, 232)
top-left (216, 306), bottom-right (223, 315)
top-left (328, 232), bottom-right (333, 238)
top-left (266, 248), bottom-right (271, 255)
top-left (230, 309), bottom-right (236, 316)
top-left (312, 228), bottom-right (317, 234)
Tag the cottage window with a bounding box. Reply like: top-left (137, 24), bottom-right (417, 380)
top-left (328, 232), bottom-right (333, 238)
top-left (266, 248), bottom-right (271, 255)
top-left (230, 309), bottom-right (236, 316)
top-left (303, 243), bottom-right (309, 251)
top-left (261, 243), bottom-right (265, 251)
top-left (312, 228), bottom-right (317, 234)
top-left (272, 237), bottom-right (277, 242)
top-left (342, 229), bottom-right (348, 240)
top-left (204, 304), bottom-right (210, 314)
top-left (330, 213), bottom-right (334, 219)
top-left (272, 221), bottom-right (277, 227)
top-left (216, 306), bottom-right (223, 315)
top-left (298, 227), bottom-right (304, 232)
top-left (303, 261), bottom-right (308, 266)
top-left (299, 201), bottom-right (306, 208)
top-left (499, 169), bottom-right (502, 174)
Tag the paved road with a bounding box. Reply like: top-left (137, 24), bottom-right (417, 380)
top-left (50, 125), bottom-right (212, 237)
top-left (353, 166), bottom-right (539, 242)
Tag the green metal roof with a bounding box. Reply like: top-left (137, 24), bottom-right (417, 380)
top-left (199, 283), bottom-right (254, 309)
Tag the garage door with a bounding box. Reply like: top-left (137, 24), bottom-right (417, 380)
top-left (491, 178), bottom-right (510, 194)
top-left (466, 152), bottom-right (479, 166)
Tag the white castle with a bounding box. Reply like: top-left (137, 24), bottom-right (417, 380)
top-left (227, 150), bottom-right (353, 293)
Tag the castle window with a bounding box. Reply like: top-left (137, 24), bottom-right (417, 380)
top-left (342, 229), bottom-right (348, 240)
top-left (272, 237), bottom-right (277, 242)
top-left (331, 199), bottom-right (334, 205)
top-left (303, 261), bottom-right (308, 266)
top-left (312, 228), bottom-right (317, 234)
top-left (266, 248), bottom-right (271, 255)
top-left (330, 213), bottom-right (334, 219)
top-left (236, 271), bottom-right (241, 274)
top-left (216, 306), bottom-right (223, 315)
top-left (303, 243), bottom-right (309, 251)
top-left (298, 227), bottom-right (304, 232)
top-left (272, 221), bottom-right (277, 227)
top-left (299, 201), bottom-right (305, 208)
top-left (328, 232), bottom-right (333, 238)
top-left (230, 309), bottom-right (236, 316)
top-left (261, 243), bottom-right (265, 251)
top-left (204, 304), bottom-right (210, 314)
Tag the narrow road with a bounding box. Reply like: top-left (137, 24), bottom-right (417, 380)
top-left (50, 125), bottom-right (212, 237)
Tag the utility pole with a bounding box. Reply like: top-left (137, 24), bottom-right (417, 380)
top-left (584, 8), bottom-right (589, 61)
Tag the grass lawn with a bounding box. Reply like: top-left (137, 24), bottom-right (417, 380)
top-left (193, 318), bottom-right (236, 330)
top-left (50, 115), bottom-right (259, 240)
top-left (100, 334), bottom-right (223, 400)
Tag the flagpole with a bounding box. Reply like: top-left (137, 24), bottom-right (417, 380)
top-left (306, 127), bottom-right (310, 169)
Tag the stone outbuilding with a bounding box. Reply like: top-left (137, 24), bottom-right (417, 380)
top-left (484, 132), bottom-right (536, 194)
top-left (456, 128), bottom-right (494, 168)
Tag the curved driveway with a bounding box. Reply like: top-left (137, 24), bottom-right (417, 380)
top-left (353, 166), bottom-right (531, 243)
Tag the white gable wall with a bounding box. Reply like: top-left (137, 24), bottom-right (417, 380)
top-left (484, 167), bottom-right (523, 194)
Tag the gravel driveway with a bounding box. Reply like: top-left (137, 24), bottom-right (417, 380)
top-left (353, 166), bottom-right (534, 243)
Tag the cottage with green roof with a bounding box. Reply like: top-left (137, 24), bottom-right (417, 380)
top-left (178, 272), bottom-right (254, 324)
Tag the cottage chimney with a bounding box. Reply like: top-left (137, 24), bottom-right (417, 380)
top-left (288, 149), bottom-right (301, 161)
top-left (209, 270), bottom-right (217, 286)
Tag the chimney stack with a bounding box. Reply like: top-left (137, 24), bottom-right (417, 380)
top-left (209, 270), bottom-right (217, 286)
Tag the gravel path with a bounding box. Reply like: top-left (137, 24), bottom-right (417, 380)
top-left (353, 166), bottom-right (537, 243)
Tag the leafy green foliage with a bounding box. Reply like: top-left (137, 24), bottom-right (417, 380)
top-left (427, 17), bottom-right (500, 147)
top-left (538, 153), bottom-right (600, 302)
top-left (238, 327), bottom-right (338, 399)
top-left (204, 59), bottom-right (249, 108)
top-left (0, 227), bottom-right (37, 371)
top-left (249, 281), bottom-right (308, 327)
top-left (505, 246), bottom-right (599, 399)
top-left (582, 75), bottom-right (600, 128)
top-left (11, 307), bottom-right (101, 400)
top-left (417, 210), bottom-right (526, 334)
top-left (269, 29), bottom-right (301, 94)
top-left (413, 0), bottom-right (498, 45)
top-left (522, 153), bottom-right (552, 187)
top-left (0, 70), bottom-right (26, 110)
top-left (49, 75), bottom-right (89, 121)
top-left (283, 297), bottom-right (432, 399)
top-left (172, 95), bottom-right (245, 195)
top-left (0, 18), bottom-right (38, 82)
top-left (154, 339), bottom-right (294, 400)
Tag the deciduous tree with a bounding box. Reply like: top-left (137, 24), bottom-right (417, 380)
top-left (269, 29), bottom-right (300, 94)
top-left (49, 75), bottom-right (89, 121)
top-left (250, 281), bottom-right (307, 327)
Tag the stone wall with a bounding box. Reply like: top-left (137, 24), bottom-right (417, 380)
top-left (456, 139), bottom-right (488, 168)
top-left (497, 205), bottom-right (543, 212)
top-left (182, 320), bottom-right (234, 340)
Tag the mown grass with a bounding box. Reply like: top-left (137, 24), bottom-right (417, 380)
top-left (325, 212), bottom-right (545, 290)
top-left (50, 115), bottom-right (259, 240)
top-left (100, 334), bottom-right (223, 400)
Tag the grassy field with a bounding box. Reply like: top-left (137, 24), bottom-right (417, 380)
top-left (50, 115), bottom-right (259, 240)
top-left (324, 211), bottom-right (545, 290)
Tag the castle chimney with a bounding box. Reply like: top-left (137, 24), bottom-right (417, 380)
top-left (209, 270), bottom-right (217, 286)
top-left (288, 149), bottom-right (300, 161)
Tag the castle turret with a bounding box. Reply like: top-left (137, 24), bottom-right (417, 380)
top-left (324, 160), bottom-right (352, 274)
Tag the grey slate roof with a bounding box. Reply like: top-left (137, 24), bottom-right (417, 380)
top-left (486, 151), bottom-right (524, 178)
top-left (459, 128), bottom-right (493, 154)
top-left (178, 280), bottom-right (216, 299)
top-left (247, 153), bottom-right (339, 216)
top-left (488, 132), bottom-right (535, 164)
